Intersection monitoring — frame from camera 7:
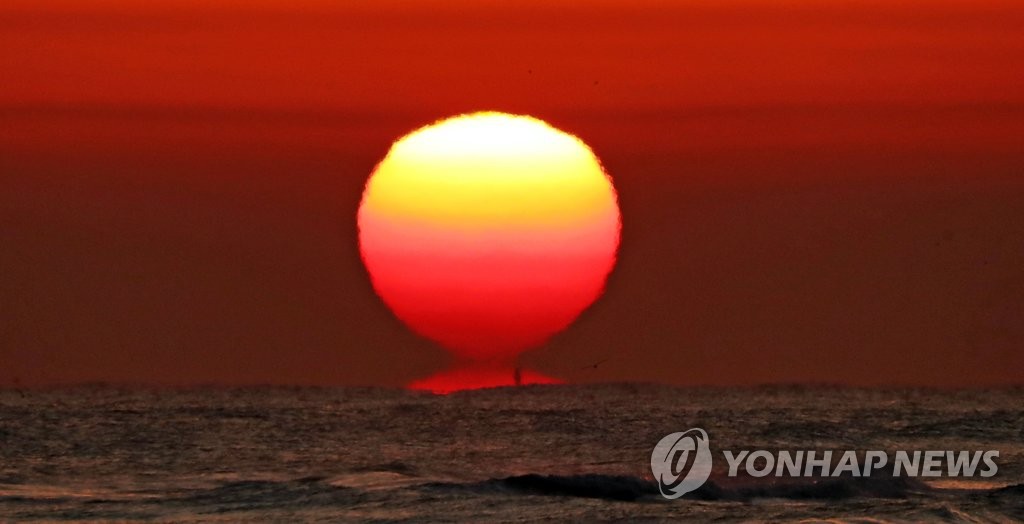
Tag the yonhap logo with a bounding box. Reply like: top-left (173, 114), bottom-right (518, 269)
top-left (650, 428), bottom-right (713, 499)
top-left (650, 429), bottom-right (1001, 501)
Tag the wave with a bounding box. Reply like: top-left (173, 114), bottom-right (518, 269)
top-left (167, 478), bottom-right (361, 510)
top-left (3, 476), bottom-right (1015, 512)
top-left (986, 483), bottom-right (1024, 498)
top-left (715, 475), bottom-right (931, 501)
top-left (496, 474), bottom-right (653, 501)
top-left (437, 474), bottom-right (659, 502)
top-left (350, 460), bottom-right (418, 475)
top-left (420, 473), bottom-right (938, 502)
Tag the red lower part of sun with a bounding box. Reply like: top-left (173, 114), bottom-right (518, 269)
top-left (408, 365), bottom-right (562, 395)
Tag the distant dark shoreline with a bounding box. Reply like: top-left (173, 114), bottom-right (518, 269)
top-left (2, 381), bottom-right (1021, 392)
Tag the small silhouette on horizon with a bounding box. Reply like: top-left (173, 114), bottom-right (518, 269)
top-left (580, 358), bottom-right (608, 371)
top-left (513, 366), bottom-right (522, 386)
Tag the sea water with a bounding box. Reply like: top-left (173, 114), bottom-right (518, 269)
top-left (1, 385), bottom-right (1021, 521)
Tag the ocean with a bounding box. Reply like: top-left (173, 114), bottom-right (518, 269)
top-left (1, 385), bottom-right (1021, 522)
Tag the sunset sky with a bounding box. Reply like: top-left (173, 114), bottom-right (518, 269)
top-left (2, 0), bottom-right (1022, 387)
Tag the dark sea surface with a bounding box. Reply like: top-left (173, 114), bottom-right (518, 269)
top-left (1, 385), bottom-right (1022, 522)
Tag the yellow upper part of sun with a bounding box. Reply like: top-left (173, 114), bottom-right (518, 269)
top-left (361, 111), bottom-right (618, 231)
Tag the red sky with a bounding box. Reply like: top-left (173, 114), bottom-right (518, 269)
top-left (1, 0), bottom-right (1022, 387)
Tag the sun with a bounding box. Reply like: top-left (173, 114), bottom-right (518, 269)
top-left (358, 111), bottom-right (620, 387)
